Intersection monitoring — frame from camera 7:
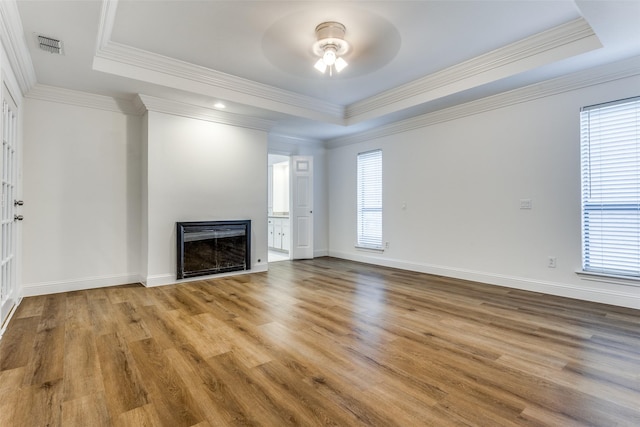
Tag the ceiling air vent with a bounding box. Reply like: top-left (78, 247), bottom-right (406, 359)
top-left (37, 35), bottom-right (63, 55)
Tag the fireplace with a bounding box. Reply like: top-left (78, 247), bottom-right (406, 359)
top-left (177, 220), bottom-right (251, 279)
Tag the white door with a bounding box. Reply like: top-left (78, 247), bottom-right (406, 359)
top-left (290, 156), bottom-right (313, 259)
top-left (1, 83), bottom-right (19, 327)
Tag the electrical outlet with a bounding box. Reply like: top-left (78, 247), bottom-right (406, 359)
top-left (548, 257), bottom-right (557, 268)
top-left (385, 242), bottom-right (390, 249)
top-left (520, 199), bottom-right (532, 209)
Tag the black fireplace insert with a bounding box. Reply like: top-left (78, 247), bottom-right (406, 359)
top-left (177, 220), bottom-right (251, 279)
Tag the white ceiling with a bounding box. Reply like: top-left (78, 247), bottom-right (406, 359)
top-left (14, 0), bottom-right (640, 142)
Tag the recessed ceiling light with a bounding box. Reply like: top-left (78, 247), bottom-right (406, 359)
top-left (214, 102), bottom-right (226, 109)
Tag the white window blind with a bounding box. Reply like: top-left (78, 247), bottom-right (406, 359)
top-left (581, 96), bottom-right (640, 277)
top-left (357, 149), bottom-right (382, 249)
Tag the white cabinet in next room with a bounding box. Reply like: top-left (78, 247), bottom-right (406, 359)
top-left (268, 217), bottom-right (289, 251)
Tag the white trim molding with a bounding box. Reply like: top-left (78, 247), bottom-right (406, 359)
top-left (93, 42), bottom-right (344, 123)
top-left (329, 55), bottom-right (640, 148)
top-left (0, 297), bottom-right (22, 340)
top-left (137, 94), bottom-right (275, 131)
top-left (0, 0), bottom-right (37, 95)
top-left (95, 0), bottom-right (119, 52)
top-left (314, 249), bottom-right (329, 258)
top-left (92, 2), bottom-right (604, 132)
top-left (22, 273), bottom-right (143, 297)
top-left (576, 271), bottom-right (640, 288)
top-left (268, 133), bottom-right (326, 153)
top-left (93, 0), bottom-right (340, 120)
top-left (143, 264), bottom-right (268, 288)
top-left (346, 18), bottom-right (601, 124)
top-left (26, 84), bottom-right (140, 115)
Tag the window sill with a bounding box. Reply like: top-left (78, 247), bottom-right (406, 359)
top-left (576, 270), bottom-right (640, 288)
top-left (355, 245), bottom-right (384, 253)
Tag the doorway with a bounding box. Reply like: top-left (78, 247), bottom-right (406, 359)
top-left (268, 154), bottom-right (290, 262)
top-left (267, 154), bottom-right (314, 263)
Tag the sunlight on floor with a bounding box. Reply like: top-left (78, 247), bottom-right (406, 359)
top-left (268, 250), bottom-right (289, 262)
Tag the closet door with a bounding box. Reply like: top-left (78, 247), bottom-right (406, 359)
top-left (290, 156), bottom-right (313, 259)
top-left (1, 83), bottom-right (20, 327)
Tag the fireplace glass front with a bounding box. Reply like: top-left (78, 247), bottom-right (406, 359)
top-left (177, 220), bottom-right (251, 279)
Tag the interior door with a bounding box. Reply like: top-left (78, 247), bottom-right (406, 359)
top-left (290, 156), bottom-right (313, 259)
top-left (1, 83), bottom-right (19, 327)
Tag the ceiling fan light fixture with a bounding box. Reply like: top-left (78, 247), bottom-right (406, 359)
top-left (334, 57), bottom-right (348, 73)
top-left (312, 22), bottom-right (349, 76)
top-left (322, 47), bottom-right (337, 66)
top-left (314, 58), bottom-right (327, 73)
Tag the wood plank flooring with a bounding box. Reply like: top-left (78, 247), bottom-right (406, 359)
top-left (1, 257), bottom-right (639, 426)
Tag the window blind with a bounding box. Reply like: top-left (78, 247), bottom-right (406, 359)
top-left (581, 96), bottom-right (640, 277)
top-left (357, 149), bottom-right (382, 249)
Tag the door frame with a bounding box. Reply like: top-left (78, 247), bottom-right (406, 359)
top-left (0, 77), bottom-right (21, 331)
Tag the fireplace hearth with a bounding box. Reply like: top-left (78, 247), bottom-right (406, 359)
top-left (177, 220), bottom-right (251, 279)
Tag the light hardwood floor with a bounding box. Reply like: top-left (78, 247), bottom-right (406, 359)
top-left (0, 257), bottom-right (638, 426)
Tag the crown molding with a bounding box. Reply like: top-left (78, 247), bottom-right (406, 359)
top-left (95, 42), bottom-right (344, 122)
top-left (268, 137), bottom-right (326, 155)
top-left (0, 0), bottom-right (37, 95)
top-left (345, 18), bottom-right (601, 124)
top-left (95, 0), bottom-right (118, 52)
top-left (26, 84), bottom-right (140, 115)
top-left (131, 94), bottom-right (146, 116)
top-left (328, 56), bottom-right (640, 148)
top-left (24, 84), bottom-right (276, 130)
top-left (136, 94), bottom-right (275, 132)
top-left (269, 132), bottom-right (325, 148)
top-left (93, 3), bottom-right (603, 136)
top-left (93, 0), bottom-right (344, 123)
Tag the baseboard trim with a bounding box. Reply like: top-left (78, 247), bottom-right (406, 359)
top-left (144, 264), bottom-right (269, 288)
top-left (328, 251), bottom-right (640, 309)
top-left (314, 249), bottom-right (329, 257)
top-left (0, 296), bottom-right (22, 340)
top-left (22, 273), bottom-right (143, 297)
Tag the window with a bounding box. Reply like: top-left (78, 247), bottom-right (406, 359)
top-left (580, 96), bottom-right (640, 278)
top-left (357, 149), bottom-right (382, 249)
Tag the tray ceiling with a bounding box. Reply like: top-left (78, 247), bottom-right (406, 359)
top-left (13, 0), bottom-right (640, 141)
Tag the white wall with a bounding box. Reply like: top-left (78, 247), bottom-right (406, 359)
top-left (22, 102), bottom-right (270, 292)
top-left (328, 75), bottom-right (640, 309)
top-left (22, 98), bottom-right (141, 295)
top-left (144, 111), bottom-right (268, 286)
